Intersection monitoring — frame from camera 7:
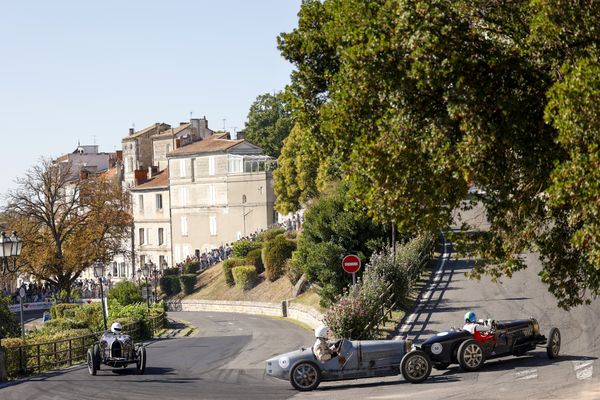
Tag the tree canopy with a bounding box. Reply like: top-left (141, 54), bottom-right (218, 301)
top-left (244, 92), bottom-right (294, 158)
top-left (2, 159), bottom-right (131, 299)
top-left (277, 0), bottom-right (600, 308)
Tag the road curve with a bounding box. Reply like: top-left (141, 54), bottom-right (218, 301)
top-left (0, 312), bottom-right (312, 400)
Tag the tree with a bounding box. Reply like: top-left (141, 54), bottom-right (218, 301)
top-left (0, 294), bottom-right (19, 338)
top-left (278, 0), bottom-right (600, 308)
top-left (244, 92), bottom-right (294, 158)
top-left (2, 159), bottom-right (131, 301)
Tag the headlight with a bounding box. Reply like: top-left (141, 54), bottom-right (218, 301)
top-left (404, 339), bottom-right (413, 353)
top-left (532, 319), bottom-right (539, 335)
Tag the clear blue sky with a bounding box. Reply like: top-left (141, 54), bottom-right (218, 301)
top-left (0, 0), bottom-right (301, 194)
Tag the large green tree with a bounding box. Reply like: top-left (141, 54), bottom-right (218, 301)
top-left (278, 0), bottom-right (600, 308)
top-left (244, 92), bottom-right (294, 158)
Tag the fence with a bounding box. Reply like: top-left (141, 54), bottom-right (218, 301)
top-left (2, 313), bottom-right (165, 378)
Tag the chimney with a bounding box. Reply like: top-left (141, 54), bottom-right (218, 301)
top-left (134, 169), bottom-right (148, 186)
top-left (175, 138), bottom-right (181, 148)
top-left (148, 166), bottom-right (153, 179)
top-left (129, 128), bottom-right (134, 135)
top-left (79, 170), bottom-right (89, 181)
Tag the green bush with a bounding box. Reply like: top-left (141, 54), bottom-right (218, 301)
top-left (285, 255), bottom-right (304, 285)
top-left (50, 303), bottom-right (80, 319)
top-left (179, 274), bottom-right (197, 295)
top-left (246, 248), bottom-right (264, 274)
top-left (159, 275), bottom-right (181, 296)
top-left (0, 294), bottom-right (20, 338)
top-left (72, 302), bottom-right (104, 333)
top-left (183, 261), bottom-right (201, 274)
top-left (222, 258), bottom-right (247, 287)
top-left (257, 227), bottom-right (285, 242)
top-left (232, 240), bottom-right (263, 258)
top-left (163, 267), bottom-right (180, 276)
top-left (263, 236), bottom-right (296, 281)
top-left (107, 280), bottom-right (143, 306)
top-left (36, 318), bottom-right (91, 335)
top-left (323, 285), bottom-right (376, 340)
top-left (232, 266), bottom-right (258, 290)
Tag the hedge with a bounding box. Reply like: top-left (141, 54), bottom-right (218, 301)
top-left (180, 274), bottom-right (197, 295)
top-left (232, 240), bottom-right (263, 258)
top-left (50, 303), bottom-right (80, 319)
top-left (107, 280), bottom-right (143, 306)
top-left (232, 266), bottom-right (258, 290)
top-left (257, 227), bottom-right (285, 242)
top-left (263, 235), bottom-right (297, 281)
top-left (35, 318), bottom-right (91, 335)
top-left (159, 275), bottom-right (181, 296)
top-left (246, 248), bottom-right (264, 274)
top-left (222, 258), bottom-right (247, 287)
top-left (183, 261), bottom-right (201, 274)
top-left (163, 267), bottom-right (180, 276)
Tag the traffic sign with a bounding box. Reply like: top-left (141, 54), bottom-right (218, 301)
top-left (342, 255), bottom-right (361, 274)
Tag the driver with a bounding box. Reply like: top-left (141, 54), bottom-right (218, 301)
top-left (313, 325), bottom-right (335, 362)
top-left (463, 311), bottom-right (491, 334)
top-left (110, 322), bottom-right (123, 335)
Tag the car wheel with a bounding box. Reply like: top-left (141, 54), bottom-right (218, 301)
top-left (458, 340), bottom-right (485, 372)
top-left (290, 362), bottom-right (321, 391)
top-left (136, 346), bottom-right (146, 375)
top-left (87, 349), bottom-right (97, 376)
top-left (92, 344), bottom-right (101, 371)
top-left (546, 327), bottom-right (561, 359)
top-left (401, 350), bottom-right (432, 383)
top-left (433, 362), bottom-right (450, 371)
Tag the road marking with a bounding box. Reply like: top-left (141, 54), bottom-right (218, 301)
top-left (515, 369), bottom-right (538, 380)
top-left (573, 361), bottom-right (594, 380)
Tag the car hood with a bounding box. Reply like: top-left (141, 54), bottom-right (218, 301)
top-left (266, 347), bottom-right (313, 364)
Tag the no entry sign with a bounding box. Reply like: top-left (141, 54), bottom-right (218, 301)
top-left (342, 255), bottom-right (361, 274)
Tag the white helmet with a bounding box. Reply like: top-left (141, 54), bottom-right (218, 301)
top-left (315, 325), bottom-right (329, 339)
top-left (111, 322), bottom-right (123, 334)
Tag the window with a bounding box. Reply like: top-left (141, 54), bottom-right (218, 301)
top-left (183, 245), bottom-right (190, 259)
top-left (156, 194), bottom-right (163, 210)
top-left (181, 216), bottom-right (188, 236)
top-left (228, 155), bottom-right (243, 173)
top-left (166, 144), bottom-right (171, 153)
top-left (209, 215), bottom-right (217, 236)
top-left (158, 228), bottom-right (164, 245)
top-left (139, 228), bottom-right (145, 245)
top-left (174, 246), bottom-right (181, 263)
top-left (179, 159), bottom-right (186, 177)
top-left (139, 255), bottom-right (145, 267)
top-left (112, 262), bottom-right (118, 276)
top-left (209, 185), bottom-right (216, 206)
top-left (146, 228), bottom-right (151, 245)
top-left (180, 187), bottom-right (188, 206)
top-left (208, 156), bottom-right (215, 176)
top-left (119, 262), bottom-right (126, 277)
top-left (138, 195), bottom-right (144, 213)
top-left (159, 255), bottom-right (166, 270)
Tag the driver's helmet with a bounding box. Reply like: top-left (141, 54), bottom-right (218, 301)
top-left (314, 325), bottom-right (329, 339)
top-left (464, 311), bottom-right (476, 323)
top-left (111, 322), bottom-right (123, 334)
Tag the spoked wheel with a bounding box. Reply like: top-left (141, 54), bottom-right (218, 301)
top-left (401, 350), bottom-right (432, 383)
top-left (136, 346), bottom-right (146, 375)
top-left (289, 362), bottom-right (321, 391)
top-left (547, 327), bottom-right (561, 359)
top-left (458, 340), bottom-right (485, 371)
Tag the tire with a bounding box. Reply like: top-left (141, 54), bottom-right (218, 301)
top-left (289, 362), bottom-right (321, 391)
top-left (136, 346), bottom-right (146, 375)
top-left (400, 350), bottom-right (432, 383)
top-left (547, 327), bottom-right (561, 359)
top-left (433, 362), bottom-right (450, 371)
top-left (87, 348), bottom-right (97, 376)
top-left (92, 344), bottom-right (101, 371)
top-left (458, 340), bottom-right (485, 372)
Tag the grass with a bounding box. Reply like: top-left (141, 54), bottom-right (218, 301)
top-left (289, 287), bottom-right (324, 312)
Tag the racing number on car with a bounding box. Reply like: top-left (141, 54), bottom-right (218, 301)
top-left (279, 357), bottom-right (290, 369)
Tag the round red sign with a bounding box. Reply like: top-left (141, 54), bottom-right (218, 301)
top-left (342, 255), bottom-right (361, 274)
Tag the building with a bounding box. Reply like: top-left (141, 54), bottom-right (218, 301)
top-left (55, 143), bottom-right (115, 180)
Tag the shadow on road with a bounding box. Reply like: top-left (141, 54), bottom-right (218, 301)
top-left (315, 374), bottom-right (462, 392)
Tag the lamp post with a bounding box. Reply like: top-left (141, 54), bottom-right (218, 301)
top-left (142, 262), bottom-right (150, 310)
top-left (93, 261), bottom-right (108, 331)
top-left (0, 231), bottom-right (23, 275)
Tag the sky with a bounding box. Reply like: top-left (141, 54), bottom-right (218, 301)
top-left (0, 0), bottom-right (301, 195)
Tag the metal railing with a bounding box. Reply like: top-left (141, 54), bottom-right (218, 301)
top-left (2, 313), bottom-right (165, 378)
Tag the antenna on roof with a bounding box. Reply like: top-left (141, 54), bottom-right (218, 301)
top-left (222, 118), bottom-right (226, 131)
top-left (190, 111), bottom-right (193, 120)
top-left (92, 135), bottom-right (96, 145)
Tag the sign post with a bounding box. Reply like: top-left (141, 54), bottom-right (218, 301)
top-left (19, 287), bottom-right (25, 339)
top-left (342, 255), bottom-right (361, 285)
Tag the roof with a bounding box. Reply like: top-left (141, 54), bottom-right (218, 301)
top-left (152, 123), bottom-right (190, 140)
top-left (123, 123), bottom-right (170, 140)
top-left (167, 136), bottom-right (246, 156)
top-left (100, 166), bottom-right (120, 181)
top-left (131, 168), bottom-right (169, 191)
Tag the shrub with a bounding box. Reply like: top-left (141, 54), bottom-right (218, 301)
top-left (222, 258), bottom-right (247, 287)
top-left (179, 274), bottom-right (197, 295)
top-left (0, 294), bottom-right (20, 338)
top-left (163, 267), bottom-right (180, 276)
top-left (323, 285), bottom-right (376, 340)
top-left (159, 275), bottom-right (181, 296)
top-left (285, 230), bottom-right (298, 240)
top-left (72, 302), bottom-right (104, 333)
top-left (107, 280), bottom-right (143, 306)
top-left (285, 255), bottom-right (304, 285)
top-left (36, 318), bottom-right (90, 335)
top-left (257, 227), bottom-right (285, 242)
top-left (232, 266), bottom-right (258, 290)
top-left (183, 261), bottom-right (201, 274)
top-left (246, 249), bottom-right (264, 274)
top-left (232, 240), bottom-right (263, 258)
top-left (50, 303), bottom-right (80, 319)
top-left (263, 235), bottom-right (296, 281)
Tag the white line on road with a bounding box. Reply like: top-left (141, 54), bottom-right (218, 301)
top-left (573, 361), bottom-right (594, 380)
top-left (515, 369), bottom-right (538, 380)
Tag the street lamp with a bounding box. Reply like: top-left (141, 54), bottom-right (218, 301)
top-left (0, 231), bottom-right (23, 274)
top-left (93, 261), bottom-right (108, 331)
top-left (141, 262), bottom-right (150, 310)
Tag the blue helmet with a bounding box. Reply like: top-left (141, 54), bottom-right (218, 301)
top-left (464, 311), bottom-right (476, 323)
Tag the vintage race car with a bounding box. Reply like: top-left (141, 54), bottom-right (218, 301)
top-left (265, 337), bottom-right (432, 391)
top-left (419, 318), bottom-right (560, 372)
top-left (86, 331), bottom-right (146, 375)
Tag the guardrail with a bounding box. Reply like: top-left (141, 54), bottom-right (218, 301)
top-left (1, 313), bottom-right (165, 378)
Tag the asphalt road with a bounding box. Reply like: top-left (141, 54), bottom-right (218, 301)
top-left (0, 312), bottom-right (313, 400)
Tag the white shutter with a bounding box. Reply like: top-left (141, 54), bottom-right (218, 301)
top-left (209, 185), bottom-right (216, 206)
top-left (179, 159), bottom-right (186, 177)
top-left (145, 228), bottom-right (150, 245)
top-left (180, 187), bottom-right (188, 207)
top-left (174, 245), bottom-right (181, 263)
top-left (208, 156), bottom-right (215, 176)
top-left (209, 215), bottom-right (217, 236)
top-left (181, 216), bottom-right (188, 236)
